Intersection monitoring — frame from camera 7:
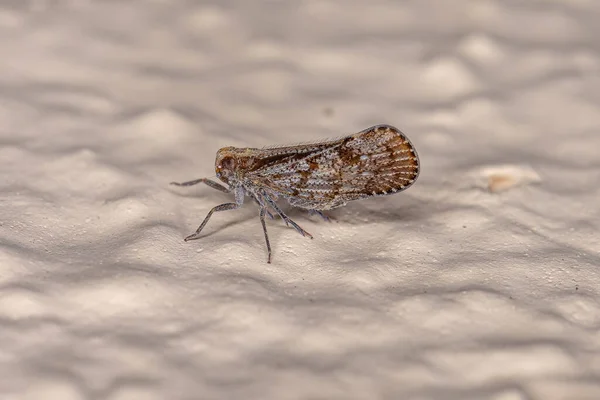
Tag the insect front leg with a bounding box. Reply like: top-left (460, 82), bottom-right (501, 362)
top-left (183, 186), bottom-right (245, 241)
top-left (184, 202), bottom-right (240, 241)
top-left (171, 178), bottom-right (230, 193)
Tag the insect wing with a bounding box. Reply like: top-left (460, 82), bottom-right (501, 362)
top-left (247, 125), bottom-right (419, 210)
top-left (338, 124), bottom-right (420, 197)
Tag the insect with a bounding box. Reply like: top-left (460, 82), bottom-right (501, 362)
top-left (171, 124), bottom-right (420, 263)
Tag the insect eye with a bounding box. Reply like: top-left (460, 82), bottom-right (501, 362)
top-left (221, 157), bottom-right (234, 170)
top-left (216, 156), bottom-right (235, 178)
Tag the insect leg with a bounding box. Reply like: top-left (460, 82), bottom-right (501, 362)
top-left (171, 178), bottom-right (230, 193)
top-left (308, 210), bottom-right (333, 222)
top-left (250, 193), bottom-right (274, 219)
top-left (259, 207), bottom-right (272, 263)
top-left (184, 202), bottom-right (239, 241)
top-left (263, 195), bottom-right (313, 239)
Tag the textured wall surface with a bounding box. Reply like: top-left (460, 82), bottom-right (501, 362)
top-left (1, 1), bottom-right (599, 399)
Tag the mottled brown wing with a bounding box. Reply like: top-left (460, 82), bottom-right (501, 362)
top-left (249, 125), bottom-right (420, 210)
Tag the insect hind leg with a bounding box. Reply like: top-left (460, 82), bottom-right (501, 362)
top-left (263, 194), bottom-right (313, 239)
top-left (259, 207), bottom-right (272, 263)
top-left (307, 210), bottom-right (333, 222)
top-left (250, 193), bottom-right (275, 220)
